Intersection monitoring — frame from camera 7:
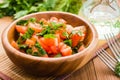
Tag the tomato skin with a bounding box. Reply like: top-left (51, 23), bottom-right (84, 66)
top-left (59, 18), bottom-right (66, 24)
top-left (15, 25), bottom-right (27, 34)
top-left (11, 41), bottom-right (19, 50)
top-left (50, 46), bottom-right (58, 54)
top-left (49, 17), bottom-right (58, 22)
top-left (30, 35), bottom-right (38, 42)
top-left (61, 46), bottom-right (72, 56)
top-left (66, 25), bottom-right (73, 34)
top-left (56, 29), bottom-right (67, 40)
top-left (71, 34), bottom-right (81, 47)
top-left (28, 23), bottom-right (42, 33)
top-left (39, 38), bottom-right (50, 53)
top-left (58, 42), bottom-right (72, 56)
top-left (25, 39), bottom-right (35, 47)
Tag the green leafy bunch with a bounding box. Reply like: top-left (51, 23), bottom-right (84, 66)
top-left (0, 0), bottom-right (82, 19)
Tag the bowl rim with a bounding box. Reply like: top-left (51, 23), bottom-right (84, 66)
top-left (2, 11), bottom-right (98, 61)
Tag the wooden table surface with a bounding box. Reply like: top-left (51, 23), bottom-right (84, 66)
top-left (0, 17), bottom-right (120, 80)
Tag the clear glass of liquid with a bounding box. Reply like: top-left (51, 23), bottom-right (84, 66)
top-left (80, 0), bottom-right (120, 39)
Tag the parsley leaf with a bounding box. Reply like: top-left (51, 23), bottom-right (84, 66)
top-left (44, 34), bottom-right (56, 38)
top-left (0, 0), bottom-right (82, 19)
top-left (72, 30), bottom-right (82, 36)
top-left (21, 28), bottom-right (34, 40)
top-left (26, 48), bottom-right (32, 54)
top-left (17, 20), bottom-right (28, 26)
top-left (50, 22), bottom-right (63, 30)
top-left (35, 42), bottom-right (47, 55)
top-left (64, 39), bottom-right (72, 46)
top-left (115, 62), bottom-right (120, 76)
top-left (18, 44), bottom-right (28, 49)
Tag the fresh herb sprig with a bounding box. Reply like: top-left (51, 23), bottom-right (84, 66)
top-left (0, 0), bottom-right (83, 19)
top-left (115, 62), bottom-right (120, 76)
top-left (21, 28), bottom-right (34, 40)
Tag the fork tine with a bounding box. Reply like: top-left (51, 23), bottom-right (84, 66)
top-left (111, 33), bottom-right (120, 48)
top-left (110, 33), bottom-right (120, 52)
top-left (97, 48), bottom-right (117, 71)
top-left (104, 33), bottom-right (120, 61)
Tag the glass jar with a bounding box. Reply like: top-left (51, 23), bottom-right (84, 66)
top-left (80, 0), bottom-right (120, 39)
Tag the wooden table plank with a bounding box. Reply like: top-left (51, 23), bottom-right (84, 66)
top-left (93, 52), bottom-right (120, 80)
top-left (65, 61), bottom-right (97, 80)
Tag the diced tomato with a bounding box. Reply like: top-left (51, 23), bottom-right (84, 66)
top-left (15, 25), bottom-right (27, 34)
top-left (61, 46), bottom-right (72, 56)
top-left (40, 18), bottom-right (48, 24)
top-left (49, 17), bottom-right (58, 22)
top-left (39, 38), bottom-right (50, 53)
top-left (73, 26), bottom-right (86, 41)
top-left (50, 46), bottom-right (58, 54)
top-left (11, 41), bottom-right (19, 50)
top-left (59, 18), bottom-right (66, 24)
top-left (78, 45), bottom-right (85, 52)
top-left (66, 24), bottom-right (73, 34)
top-left (28, 23), bottom-right (42, 33)
top-left (30, 35), bottom-right (38, 42)
top-left (58, 42), bottom-right (72, 56)
top-left (71, 34), bottom-right (81, 47)
top-left (44, 38), bottom-right (59, 47)
top-left (25, 39), bottom-right (35, 47)
top-left (56, 29), bottom-right (67, 40)
top-left (55, 34), bottom-right (61, 43)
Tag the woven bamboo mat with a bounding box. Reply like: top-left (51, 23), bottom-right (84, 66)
top-left (0, 53), bottom-right (60, 80)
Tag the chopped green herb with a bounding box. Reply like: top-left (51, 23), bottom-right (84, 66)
top-left (17, 20), bottom-right (28, 26)
top-left (21, 28), bottom-right (34, 40)
top-left (62, 32), bottom-right (69, 39)
top-left (35, 42), bottom-right (47, 55)
top-left (39, 21), bottom-right (44, 26)
top-left (26, 48), bottom-right (32, 54)
top-left (29, 18), bottom-right (36, 22)
top-left (33, 52), bottom-right (39, 56)
top-left (19, 44), bottom-right (28, 49)
top-left (0, 0), bottom-right (82, 19)
top-left (64, 39), bottom-right (72, 46)
top-left (36, 26), bottom-right (51, 36)
top-left (113, 20), bottom-right (120, 28)
top-left (50, 22), bottom-right (63, 30)
top-left (44, 34), bottom-right (56, 38)
top-left (115, 62), bottom-right (120, 76)
top-left (72, 30), bottom-right (82, 36)
top-left (54, 53), bottom-right (62, 57)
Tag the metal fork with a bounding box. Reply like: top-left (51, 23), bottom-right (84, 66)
top-left (96, 48), bottom-right (117, 71)
top-left (104, 33), bottom-right (120, 62)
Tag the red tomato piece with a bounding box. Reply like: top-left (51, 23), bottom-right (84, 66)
top-left (58, 42), bottom-right (72, 56)
top-left (15, 25), bottom-right (27, 34)
top-left (25, 39), bottom-right (35, 47)
top-left (66, 25), bottom-right (73, 34)
top-left (28, 23), bottom-right (42, 33)
top-left (56, 29), bottom-right (67, 40)
top-left (11, 41), bottom-right (19, 50)
top-left (50, 46), bottom-right (58, 54)
top-left (59, 18), bottom-right (67, 24)
top-left (30, 35), bottom-right (38, 42)
top-left (71, 34), bottom-right (81, 47)
top-left (49, 17), bottom-right (58, 22)
top-left (61, 46), bottom-right (72, 56)
top-left (39, 38), bottom-right (50, 53)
